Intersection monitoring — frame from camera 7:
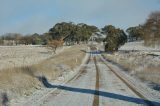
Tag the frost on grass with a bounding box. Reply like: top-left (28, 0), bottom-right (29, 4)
top-left (0, 44), bottom-right (87, 105)
top-left (103, 41), bottom-right (160, 91)
top-left (0, 45), bottom-right (53, 70)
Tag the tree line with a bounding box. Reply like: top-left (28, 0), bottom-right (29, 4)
top-left (102, 10), bottom-right (160, 52)
top-left (126, 11), bottom-right (160, 47)
top-left (0, 22), bottom-right (98, 46)
top-left (46, 22), bottom-right (99, 45)
top-left (0, 10), bottom-right (159, 52)
top-left (0, 33), bottom-right (45, 45)
top-left (0, 22), bottom-right (127, 53)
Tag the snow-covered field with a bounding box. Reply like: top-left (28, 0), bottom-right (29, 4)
top-left (0, 45), bottom-right (66, 70)
top-left (119, 41), bottom-right (160, 51)
top-left (119, 41), bottom-right (160, 55)
top-left (103, 41), bottom-right (160, 91)
top-left (0, 44), bottom-right (87, 106)
top-left (12, 52), bottom-right (159, 106)
top-left (1, 42), bottom-right (159, 106)
top-left (11, 46), bottom-right (90, 106)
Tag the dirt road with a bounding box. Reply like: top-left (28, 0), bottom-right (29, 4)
top-left (32, 49), bottom-right (160, 106)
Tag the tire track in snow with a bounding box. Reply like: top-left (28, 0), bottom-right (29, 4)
top-left (100, 55), bottom-right (156, 106)
top-left (93, 56), bottom-right (100, 106)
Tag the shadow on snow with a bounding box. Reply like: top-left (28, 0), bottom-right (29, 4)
top-left (81, 50), bottom-right (101, 54)
top-left (37, 76), bottom-right (160, 106)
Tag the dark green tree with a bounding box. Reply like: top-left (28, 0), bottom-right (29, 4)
top-left (48, 22), bottom-right (99, 45)
top-left (103, 25), bottom-right (127, 52)
top-left (0, 37), bottom-right (3, 45)
top-left (31, 33), bottom-right (43, 45)
top-left (49, 22), bottom-right (76, 40)
top-left (126, 25), bottom-right (144, 41)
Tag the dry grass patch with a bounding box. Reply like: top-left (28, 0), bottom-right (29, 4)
top-left (104, 54), bottom-right (135, 72)
top-left (0, 67), bottom-right (40, 99)
top-left (102, 52), bottom-right (160, 85)
top-left (0, 44), bottom-right (87, 103)
top-left (136, 67), bottom-right (160, 84)
top-left (33, 44), bottom-right (87, 80)
top-left (0, 46), bottom-right (52, 70)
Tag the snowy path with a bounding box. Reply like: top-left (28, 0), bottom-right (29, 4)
top-left (35, 50), bottom-right (159, 106)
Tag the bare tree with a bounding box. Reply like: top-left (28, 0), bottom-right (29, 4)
top-left (47, 39), bottom-right (64, 54)
top-left (144, 11), bottom-right (160, 47)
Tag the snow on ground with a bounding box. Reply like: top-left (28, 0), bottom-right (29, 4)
top-left (119, 41), bottom-right (160, 56)
top-left (100, 55), bottom-right (160, 104)
top-left (10, 46), bottom-right (90, 106)
top-left (7, 44), bottom-right (160, 106)
top-left (0, 45), bottom-right (66, 70)
top-left (0, 45), bottom-right (75, 106)
top-left (103, 41), bottom-right (160, 91)
top-left (119, 41), bottom-right (160, 51)
top-left (22, 53), bottom-right (157, 106)
top-left (98, 56), bottom-right (147, 106)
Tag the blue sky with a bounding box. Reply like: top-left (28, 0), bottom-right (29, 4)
top-left (0, 0), bottom-right (160, 35)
